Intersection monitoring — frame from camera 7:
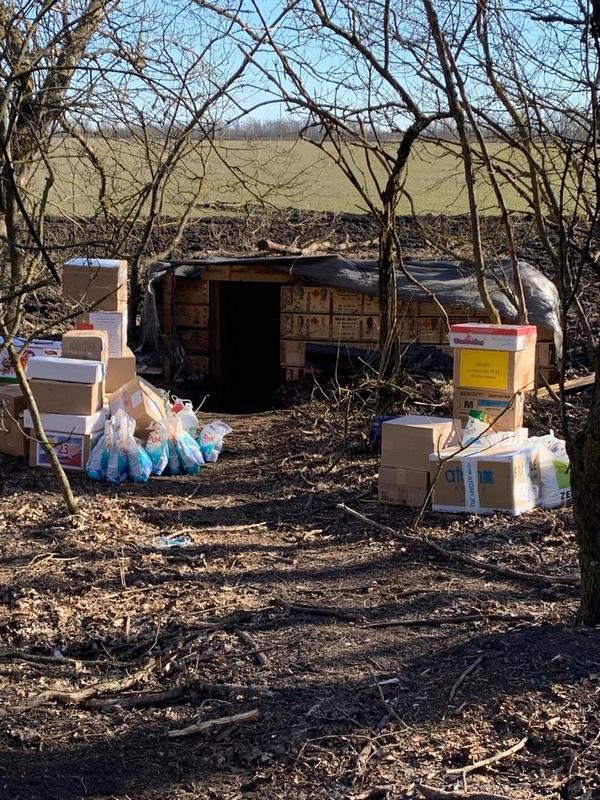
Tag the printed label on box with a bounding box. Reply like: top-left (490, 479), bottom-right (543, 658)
top-left (37, 433), bottom-right (85, 470)
top-left (459, 349), bottom-right (510, 390)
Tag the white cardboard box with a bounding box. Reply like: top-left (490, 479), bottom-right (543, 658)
top-left (449, 323), bottom-right (537, 352)
top-left (26, 356), bottom-right (105, 384)
top-left (24, 408), bottom-right (107, 434)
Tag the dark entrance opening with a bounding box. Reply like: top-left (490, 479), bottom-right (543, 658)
top-left (212, 281), bottom-right (281, 412)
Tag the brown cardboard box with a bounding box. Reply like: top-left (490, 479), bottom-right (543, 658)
top-left (106, 347), bottom-right (137, 393)
top-left (30, 378), bottom-right (104, 415)
top-left (62, 330), bottom-right (108, 362)
top-left (382, 416), bottom-right (458, 473)
top-left (63, 259), bottom-right (127, 312)
top-left (0, 384), bottom-right (28, 457)
top-left (280, 286), bottom-right (332, 313)
top-left (280, 313), bottom-right (331, 340)
top-left (416, 317), bottom-right (445, 344)
top-left (166, 277), bottom-right (209, 305)
top-left (332, 315), bottom-right (362, 341)
top-left (453, 345), bottom-right (536, 393)
top-left (280, 340), bottom-right (306, 367)
top-left (332, 291), bottom-right (363, 315)
top-left (109, 376), bottom-right (165, 435)
top-left (378, 465), bottom-right (429, 507)
top-left (453, 386), bottom-right (525, 432)
top-left (76, 310), bottom-right (127, 358)
top-left (363, 294), bottom-right (380, 314)
top-left (431, 442), bottom-right (540, 515)
top-left (187, 355), bottom-right (209, 374)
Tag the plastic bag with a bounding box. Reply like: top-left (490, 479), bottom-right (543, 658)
top-left (106, 411), bottom-right (131, 484)
top-left (175, 430), bottom-right (204, 475)
top-left (126, 435), bottom-right (153, 483)
top-left (145, 416), bottom-right (204, 476)
top-left (146, 421), bottom-right (169, 476)
top-left (528, 432), bottom-right (571, 508)
top-left (87, 421), bottom-right (114, 480)
top-left (198, 420), bottom-right (232, 463)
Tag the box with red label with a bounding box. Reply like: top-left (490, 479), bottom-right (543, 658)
top-left (0, 337), bottom-right (62, 383)
top-left (24, 408), bottom-right (107, 472)
top-left (449, 323), bottom-right (537, 352)
top-left (76, 311), bottom-right (127, 358)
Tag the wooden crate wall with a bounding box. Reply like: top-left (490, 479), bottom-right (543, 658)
top-left (162, 275), bottom-right (210, 380)
top-left (280, 286), bottom-right (557, 385)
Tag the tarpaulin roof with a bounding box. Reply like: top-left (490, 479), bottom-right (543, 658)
top-left (138, 254), bottom-right (561, 374)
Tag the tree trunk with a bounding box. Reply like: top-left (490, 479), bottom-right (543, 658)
top-left (5, 339), bottom-right (79, 515)
top-left (377, 213), bottom-right (400, 415)
top-left (570, 373), bottom-right (600, 624)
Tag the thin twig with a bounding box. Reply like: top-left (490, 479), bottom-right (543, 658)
top-left (168, 708), bottom-right (259, 739)
top-left (447, 737), bottom-right (528, 775)
top-left (365, 614), bottom-right (533, 629)
top-left (449, 655), bottom-right (484, 701)
top-left (338, 504), bottom-right (579, 587)
top-left (234, 629), bottom-right (269, 667)
top-left (416, 784), bottom-right (510, 800)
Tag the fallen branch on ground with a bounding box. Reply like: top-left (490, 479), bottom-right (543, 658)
top-left (449, 655), bottom-right (484, 701)
top-left (235, 629), bottom-right (269, 667)
top-left (447, 737), bottom-right (528, 775)
top-left (274, 598), bottom-right (362, 621)
top-left (415, 785), bottom-right (510, 800)
top-left (168, 708), bottom-right (259, 739)
top-left (13, 662), bottom-right (154, 712)
top-left (338, 504), bottom-right (579, 587)
top-left (365, 614), bottom-right (533, 629)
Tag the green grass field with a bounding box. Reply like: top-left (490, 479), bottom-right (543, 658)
top-left (39, 138), bottom-right (526, 217)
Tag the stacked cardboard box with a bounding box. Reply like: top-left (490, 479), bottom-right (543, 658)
top-left (449, 323), bottom-right (537, 431)
top-left (379, 416), bottom-right (458, 507)
top-left (423, 323), bottom-right (540, 515)
top-left (25, 355), bottom-right (107, 471)
top-left (62, 258), bottom-right (165, 437)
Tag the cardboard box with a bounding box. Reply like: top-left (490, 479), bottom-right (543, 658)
top-left (417, 317), bottom-right (446, 344)
top-left (332, 315), bottom-right (362, 341)
top-left (280, 286), bottom-right (332, 313)
top-left (378, 466), bottom-right (429, 507)
top-left (449, 323), bottom-right (537, 352)
top-left (280, 313), bottom-right (331, 340)
top-left (30, 378), bottom-right (104, 415)
top-left (332, 291), bottom-right (363, 315)
top-left (62, 330), bottom-right (108, 362)
top-left (0, 384), bottom-right (28, 457)
top-left (363, 295), bottom-right (380, 314)
top-left (26, 355), bottom-right (104, 384)
top-left (186, 355), bottom-right (209, 374)
top-left (25, 408), bottom-right (107, 472)
top-left (76, 310), bottom-right (127, 358)
top-left (0, 338), bottom-right (61, 383)
top-left (453, 346), bottom-right (536, 393)
top-left (63, 258), bottom-right (128, 312)
top-left (177, 304), bottom-right (209, 328)
top-left (453, 386), bottom-right (525, 432)
top-left (106, 347), bottom-right (137, 393)
top-left (362, 316), bottom-right (379, 342)
top-left (430, 442), bottom-right (540, 515)
top-left (280, 340), bottom-right (306, 367)
top-left (109, 376), bottom-right (165, 435)
top-left (382, 416), bottom-right (459, 473)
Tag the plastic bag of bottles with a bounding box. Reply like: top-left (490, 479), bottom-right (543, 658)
top-left (197, 420), bottom-right (232, 463)
top-left (145, 416), bottom-right (204, 476)
top-left (170, 397), bottom-right (199, 438)
top-left (146, 420), bottom-right (170, 476)
top-left (87, 421), bottom-right (114, 480)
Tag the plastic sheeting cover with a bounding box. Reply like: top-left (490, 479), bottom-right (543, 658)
top-left (137, 254), bottom-right (561, 375)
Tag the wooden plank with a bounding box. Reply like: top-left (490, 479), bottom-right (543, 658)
top-left (536, 373), bottom-right (595, 399)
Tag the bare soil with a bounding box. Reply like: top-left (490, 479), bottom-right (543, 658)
top-left (1, 389), bottom-right (598, 800)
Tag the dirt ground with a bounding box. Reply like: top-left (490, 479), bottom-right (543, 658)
top-left (1, 392), bottom-right (599, 800)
